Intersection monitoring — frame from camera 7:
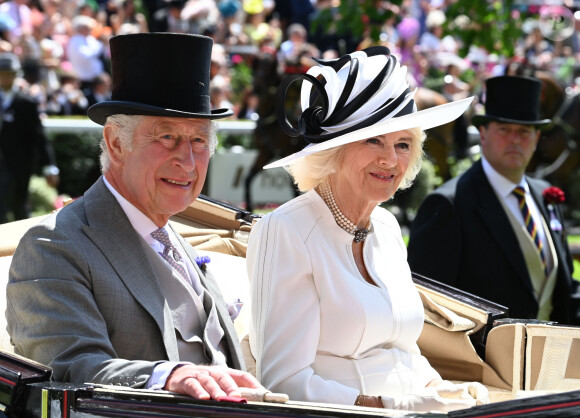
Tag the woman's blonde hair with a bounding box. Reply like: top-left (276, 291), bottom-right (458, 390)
top-left (288, 127), bottom-right (425, 194)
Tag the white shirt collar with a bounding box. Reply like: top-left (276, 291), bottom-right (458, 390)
top-left (103, 177), bottom-right (205, 295)
top-left (103, 176), bottom-right (162, 243)
top-left (481, 156), bottom-right (529, 199)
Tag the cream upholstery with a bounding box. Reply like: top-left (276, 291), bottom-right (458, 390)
top-left (524, 324), bottom-right (580, 391)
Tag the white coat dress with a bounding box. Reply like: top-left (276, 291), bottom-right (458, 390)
top-left (247, 189), bottom-right (440, 406)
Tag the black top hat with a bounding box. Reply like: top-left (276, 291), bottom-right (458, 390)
top-left (88, 33), bottom-right (232, 125)
top-left (472, 75), bottom-right (551, 130)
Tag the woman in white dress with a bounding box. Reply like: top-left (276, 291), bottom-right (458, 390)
top-left (247, 46), bottom-right (488, 412)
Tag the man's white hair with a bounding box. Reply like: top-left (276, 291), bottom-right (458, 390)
top-left (99, 114), bottom-right (218, 173)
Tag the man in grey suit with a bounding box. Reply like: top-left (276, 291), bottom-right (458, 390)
top-left (6, 33), bottom-right (262, 399)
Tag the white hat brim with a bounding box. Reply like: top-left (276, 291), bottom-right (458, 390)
top-left (264, 96), bottom-right (474, 169)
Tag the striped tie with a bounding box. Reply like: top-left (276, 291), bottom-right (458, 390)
top-left (151, 227), bottom-right (192, 286)
top-left (512, 186), bottom-right (547, 275)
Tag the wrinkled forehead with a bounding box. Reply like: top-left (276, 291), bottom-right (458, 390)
top-left (371, 130), bottom-right (415, 140)
top-left (356, 128), bottom-right (420, 144)
top-left (341, 130), bottom-right (418, 156)
top-left (139, 115), bottom-right (212, 135)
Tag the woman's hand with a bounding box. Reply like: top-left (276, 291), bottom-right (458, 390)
top-left (355, 380), bottom-right (490, 413)
top-left (380, 389), bottom-right (477, 412)
top-left (354, 395), bottom-right (384, 408)
top-left (428, 380), bottom-right (489, 405)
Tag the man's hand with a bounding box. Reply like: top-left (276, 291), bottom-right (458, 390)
top-left (164, 364), bottom-right (263, 400)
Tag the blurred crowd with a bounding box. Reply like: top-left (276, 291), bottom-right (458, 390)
top-left (1, 0), bottom-right (580, 121)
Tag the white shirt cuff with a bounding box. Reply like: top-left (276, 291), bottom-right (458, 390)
top-left (147, 361), bottom-right (185, 390)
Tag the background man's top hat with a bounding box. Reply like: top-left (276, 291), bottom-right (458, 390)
top-left (88, 33), bottom-right (232, 125)
top-left (472, 75), bottom-right (551, 130)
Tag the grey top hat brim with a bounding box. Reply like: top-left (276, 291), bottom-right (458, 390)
top-left (471, 114), bottom-right (552, 130)
top-left (88, 101), bottom-right (233, 126)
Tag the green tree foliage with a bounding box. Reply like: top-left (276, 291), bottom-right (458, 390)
top-left (50, 131), bottom-right (102, 198)
top-left (311, 0), bottom-right (524, 58)
top-left (444, 0), bottom-right (523, 57)
top-left (310, 0), bottom-right (403, 45)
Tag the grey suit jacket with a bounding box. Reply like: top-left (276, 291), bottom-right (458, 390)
top-left (6, 177), bottom-right (245, 386)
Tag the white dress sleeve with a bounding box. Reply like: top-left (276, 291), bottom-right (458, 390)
top-left (247, 211), bottom-right (360, 405)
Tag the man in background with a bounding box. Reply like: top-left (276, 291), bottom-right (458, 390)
top-left (0, 52), bottom-right (59, 223)
top-left (408, 75), bottom-right (579, 325)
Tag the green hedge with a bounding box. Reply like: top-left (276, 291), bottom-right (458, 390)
top-left (49, 131), bottom-right (102, 198)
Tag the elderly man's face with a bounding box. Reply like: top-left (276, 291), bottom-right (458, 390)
top-left (106, 116), bottom-right (212, 226)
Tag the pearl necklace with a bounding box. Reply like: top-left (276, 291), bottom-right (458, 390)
top-left (317, 180), bottom-right (372, 243)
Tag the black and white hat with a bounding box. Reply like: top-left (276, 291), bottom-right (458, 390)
top-left (266, 46), bottom-right (473, 169)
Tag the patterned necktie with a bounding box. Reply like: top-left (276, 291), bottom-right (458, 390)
top-left (512, 186), bottom-right (547, 275)
top-left (151, 227), bottom-right (192, 286)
